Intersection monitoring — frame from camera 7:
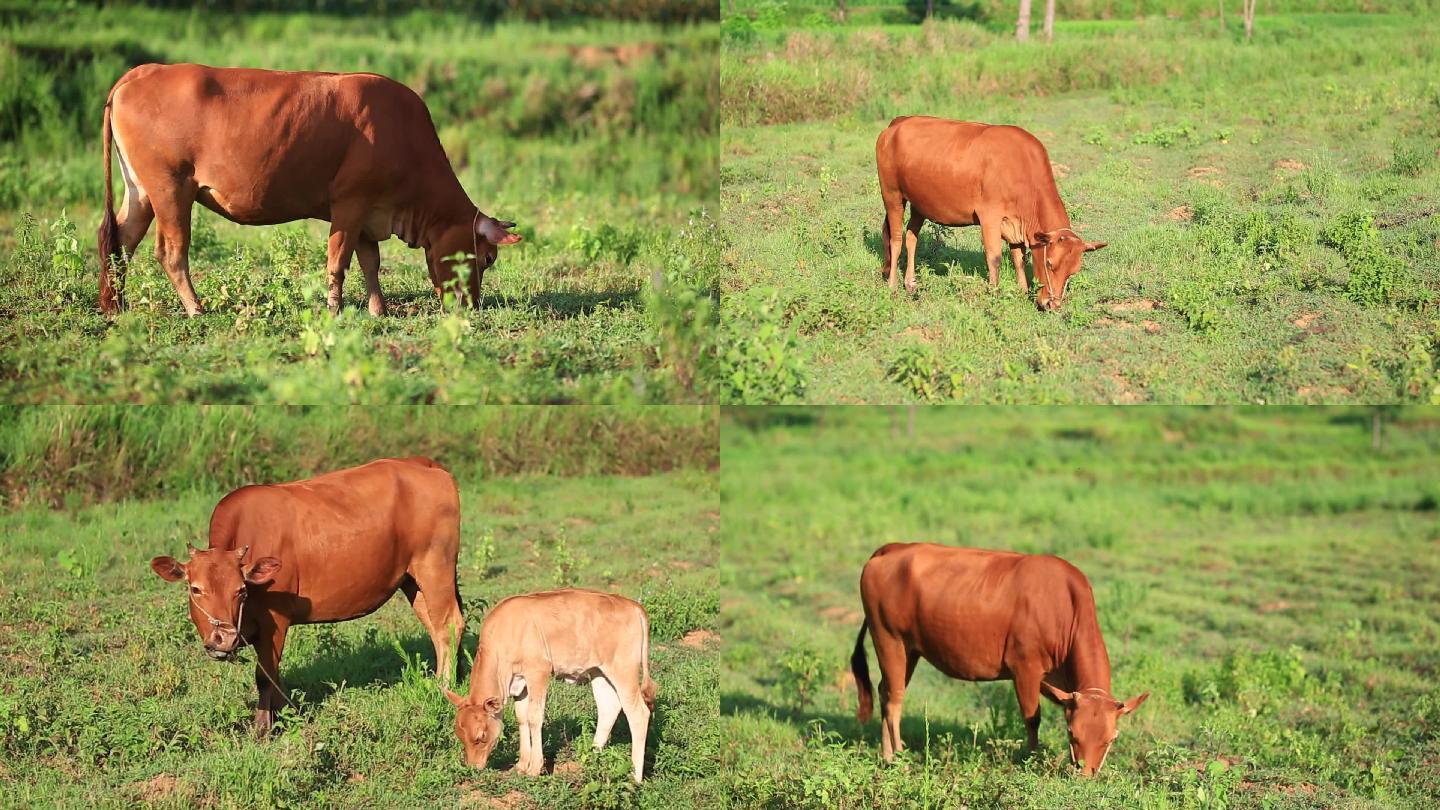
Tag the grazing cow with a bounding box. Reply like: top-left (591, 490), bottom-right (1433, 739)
top-left (149, 457), bottom-right (464, 735)
top-left (97, 63), bottom-right (522, 317)
top-left (875, 115), bottom-right (1106, 310)
top-left (851, 543), bottom-right (1148, 775)
top-left (444, 589), bottom-right (656, 783)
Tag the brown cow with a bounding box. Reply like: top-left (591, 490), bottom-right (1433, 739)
top-left (875, 116), bottom-right (1105, 310)
top-left (97, 63), bottom-right (522, 317)
top-left (444, 588), bottom-right (656, 782)
top-left (149, 457), bottom-right (464, 735)
top-left (851, 543), bottom-right (1148, 775)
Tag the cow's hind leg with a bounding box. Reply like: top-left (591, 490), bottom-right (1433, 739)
top-left (591, 675), bottom-right (623, 750)
top-left (356, 238), bottom-right (386, 317)
top-left (879, 215), bottom-right (892, 281)
top-left (872, 629), bottom-right (914, 761)
top-left (401, 568), bottom-right (464, 686)
top-left (150, 186), bottom-right (203, 316)
top-left (1011, 244), bottom-right (1029, 293)
top-left (904, 212), bottom-right (925, 296)
top-left (110, 151), bottom-right (154, 307)
top-left (324, 224), bottom-right (359, 315)
top-left (882, 195), bottom-right (906, 290)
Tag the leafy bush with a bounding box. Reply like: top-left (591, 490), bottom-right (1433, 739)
top-left (720, 287), bottom-right (807, 404)
top-left (641, 580), bottom-right (718, 641)
top-left (887, 340), bottom-right (957, 401)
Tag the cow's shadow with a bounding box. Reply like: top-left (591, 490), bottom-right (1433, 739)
top-left (862, 224), bottom-right (992, 282)
top-left (721, 689), bottom-right (1041, 764)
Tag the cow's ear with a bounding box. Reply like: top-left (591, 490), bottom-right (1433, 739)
top-left (244, 557), bottom-right (281, 585)
top-left (1031, 231), bottom-right (1053, 247)
top-left (477, 217), bottom-right (523, 246)
top-left (481, 696), bottom-right (503, 717)
top-left (443, 688), bottom-right (466, 708)
top-left (1083, 240), bottom-right (1108, 253)
top-left (1040, 681), bottom-right (1074, 705)
top-left (1117, 691), bottom-right (1149, 716)
top-left (150, 556), bottom-right (186, 582)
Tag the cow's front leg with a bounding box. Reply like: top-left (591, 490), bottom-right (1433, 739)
top-left (1012, 667), bottom-right (1043, 754)
top-left (325, 225), bottom-right (359, 315)
top-left (253, 619), bottom-right (289, 738)
top-left (1011, 245), bottom-right (1029, 293)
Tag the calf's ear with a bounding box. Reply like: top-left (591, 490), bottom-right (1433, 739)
top-left (443, 688), bottom-right (466, 708)
top-left (150, 556), bottom-right (185, 582)
top-left (482, 696), bottom-right (503, 717)
top-left (1083, 240), bottom-right (1108, 252)
top-left (244, 557), bottom-right (281, 585)
top-left (477, 217), bottom-right (523, 246)
top-left (1040, 682), bottom-right (1075, 704)
top-left (1117, 691), bottom-right (1150, 716)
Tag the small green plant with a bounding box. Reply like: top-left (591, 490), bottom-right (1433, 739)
top-left (777, 645), bottom-right (825, 710)
top-left (1390, 140), bottom-right (1430, 177)
top-left (721, 288), bottom-right (807, 404)
top-left (888, 340), bottom-right (956, 401)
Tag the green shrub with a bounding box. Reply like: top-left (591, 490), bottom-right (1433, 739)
top-left (887, 340), bottom-right (957, 401)
top-left (720, 287), bottom-right (807, 404)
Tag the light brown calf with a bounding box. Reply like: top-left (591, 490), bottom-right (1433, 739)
top-left (445, 589), bottom-right (656, 782)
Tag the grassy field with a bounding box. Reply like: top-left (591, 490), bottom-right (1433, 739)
top-left (0, 406), bottom-right (719, 808)
top-left (718, 12), bottom-right (1440, 404)
top-left (0, 3), bottom-right (718, 404)
top-left (719, 406), bottom-right (1440, 807)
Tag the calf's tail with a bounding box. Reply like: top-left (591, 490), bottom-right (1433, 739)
top-left (640, 609), bottom-right (656, 710)
top-left (852, 618), bottom-right (874, 724)
top-left (97, 96), bottom-right (121, 315)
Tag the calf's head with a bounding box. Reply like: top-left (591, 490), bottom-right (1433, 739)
top-left (149, 546), bottom-right (280, 661)
top-left (1041, 683), bottom-right (1149, 775)
top-left (1031, 229), bottom-right (1106, 311)
top-left (444, 689), bottom-right (504, 768)
top-left (429, 215), bottom-right (523, 307)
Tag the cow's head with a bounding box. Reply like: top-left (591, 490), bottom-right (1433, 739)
top-left (1042, 684), bottom-right (1148, 776)
top-left (429, 215), bottom-right (523, 308)
top-left (149, 545), bottom-right (280, 661)
top-left (444, 688), bottom-right (504, 768)
top-left (1032, 229), bottom-right (1106, 311)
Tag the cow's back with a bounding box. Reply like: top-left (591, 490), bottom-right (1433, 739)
top-left (860, 544), bottom-right (1080, 681)
top-left (208, 457), bottom-right (459, 617)
top-left (109, 64), bottom-right (448, 225)
top-left (877, 116), bottom-right (1056, 228)
top-left (483, 589), bottom-right (647, 674)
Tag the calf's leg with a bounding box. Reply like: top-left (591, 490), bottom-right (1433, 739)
top-left (615, 678), bottom-right (651, 783)
top-left (520, 672), bottom-right (550, 776)
top-left (883, 195), bottom-right (906, 290)
top-left (591, 676), bottom-right (623, 750)
top-left (513, 685), bottom-right (533, 774)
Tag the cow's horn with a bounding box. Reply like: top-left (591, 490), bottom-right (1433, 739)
top-left (236, 545), bottom-right (250, 560)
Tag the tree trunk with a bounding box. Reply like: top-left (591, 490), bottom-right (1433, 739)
top-left (1043, 0), bottom-right (1056, 42)
top-left (1219, 0), bottom-right (1225, 32)
top-left (837, 0), bottom-right (847, 22)
top-left (1243, 0), bottom-right (1256, 40)
top-left (927, 0), bottom-right (934, 19)
top-left (1372, 409), bottom-right (1382, 450)
top-left (1017, 0), bottom-right (1032, 42)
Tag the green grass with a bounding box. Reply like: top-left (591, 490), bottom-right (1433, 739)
top-left (718, 13), bottom-right (1440, 403)
top-left (718, 406), bottom-right (1440, 807)
top-left (0, 3), bottom-right (719, 404)
top-left (0, 412), bottom-right (719, 808)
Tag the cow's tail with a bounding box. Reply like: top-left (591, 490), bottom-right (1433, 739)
top-left (97, 92), bottom-right (122, 316)
top-left (852, 618), bottom-right (874, 724)
top-left (880, 215), bottom-right (892, 279)
top-left (640, 607), bottom-right (656, 711)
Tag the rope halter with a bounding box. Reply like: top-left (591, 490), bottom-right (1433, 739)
top-left (1029, 226), bottom-right (1081, 298)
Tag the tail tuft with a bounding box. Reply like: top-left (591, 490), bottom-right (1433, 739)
top-left (851, 619), bottom-right (874, 724)
top-left (97, 98), bottom-right (121, 315)
top-left (641, 677), bottom-right (656, 711)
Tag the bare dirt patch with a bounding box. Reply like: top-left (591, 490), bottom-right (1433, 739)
top-left (552, 761), bottom-right (582, 776)
top-left (1140, 320), bottom-right (1162, 334)
top-left (1050, 162), bottom-right (1071, 178)
top-left (681, 629), bottom-right (719, 649)
top-left (463, 788), bottom-right (531, 809)
top-left (1291, 311), bottom-right (1322, 330)
top-left (899, 325), bottom-right (941, 342)
top-left (1297, 385), bottom-right (1352, 400)
top-left (1166, 205), bottom-right (1193, 222)
top-left (1187, 166), bottom-right (1223, 179)
top-left (1273, 158), bottom-right (1309, 171)
top-left (135, 775), bottom-right (177, 802)
top-left (1258, 600), bottom-right (1292, 614)
top-left (1109, 299), bottom-right (1160, 313)
top-left (819, 606), bottom-right (862, 626)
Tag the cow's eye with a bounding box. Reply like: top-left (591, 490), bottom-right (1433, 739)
top-left (190, 586), bottom-right (201, 595)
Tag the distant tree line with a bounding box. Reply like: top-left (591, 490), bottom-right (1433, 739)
top-left (96, 0), bottom-right (716, 23)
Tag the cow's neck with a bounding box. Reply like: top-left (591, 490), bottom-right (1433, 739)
top-left (1063, 602), bottom-right (1113, 693)
top-left (469, 645), bottom-right (507, 704)
top-left (1025, 189), bottom-right (1073, 244)
top-left (396, 182), bottom-right (476, 251)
